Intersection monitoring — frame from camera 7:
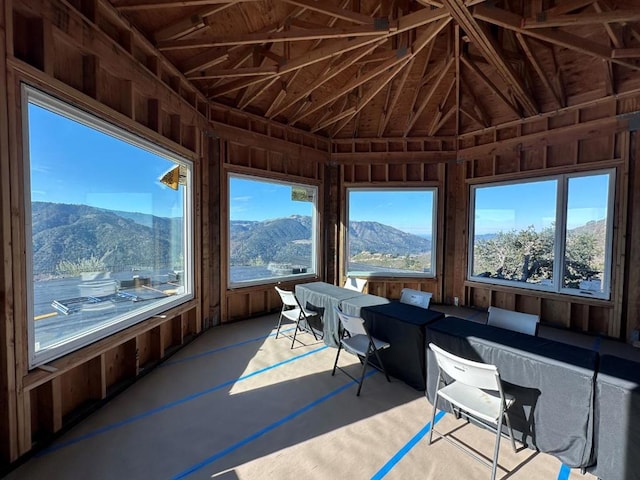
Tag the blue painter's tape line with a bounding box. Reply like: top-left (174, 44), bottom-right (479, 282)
top-left (370, 410), bottom-right (446, 480)
top-left (162, 328), bottom-right (296, 367)
top-left (558, 464), bottom-right (571, 480)
top-left (37, 345), bottom-right (327, 457)
top-left (171, 370), bottom-right (378, 480)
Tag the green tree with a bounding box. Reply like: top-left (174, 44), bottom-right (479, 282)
top-left (474, 225), bottom-right (554, 283)
top-left (474, 224), bottom-right (604, 288)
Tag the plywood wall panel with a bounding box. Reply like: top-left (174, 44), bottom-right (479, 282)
top-left (546, 142), bottom-right (576, 168)
top-left (494, 154), bottom-right (519, 175)
top-left (103, 340), bottom-right (136, 392)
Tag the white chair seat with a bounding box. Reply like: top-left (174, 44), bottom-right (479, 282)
top-left (281, 306), bottom-right (318, 322)
top-left (437, 382), bottom-right (515, 424)
top-left (342, 334), bottom-right (389, 357)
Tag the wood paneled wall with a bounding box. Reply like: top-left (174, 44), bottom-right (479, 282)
top-left (0, 0), bottom-right (215, 466)
top-left (217, 121), bottom-right (330, 323)
top-left (1, 0), bottom-right (640, 472)
top-left (450, 100), bottom-right (637, 339)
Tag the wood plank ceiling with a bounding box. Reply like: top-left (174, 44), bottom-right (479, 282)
top-left (108, 0), bottom-right (640, 139)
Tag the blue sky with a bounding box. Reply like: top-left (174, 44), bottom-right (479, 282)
top-left (29, 101), bottom-right (609, 233)
top-left (28, 103), bottom-right (183, 218)
top-left (230, 176), bottom-right (314, 220)
top-left (474, 175), bottom-right (609, 235)
top-left (231, 181), bottom-right (436, 236)
top-left (348, 189), bottom-right (435, 236)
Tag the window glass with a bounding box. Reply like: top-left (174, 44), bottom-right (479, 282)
top-left (24, 86), bottom-right (193, 368)
top-left (471, 180), bottom-right (557, 286)
top-left (228, 174), bottom-right (317, 286)
top-left (346, 189), bottom-right (436, 277)
top-left (470, 171), bottom-right (614, 299)
top-left (563, 174), bottom-right (611, 294)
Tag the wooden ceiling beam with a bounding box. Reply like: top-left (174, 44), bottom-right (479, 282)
top-left (516, 33), bottom-right (565, 109)
top-left (474, 4), bottom-right (640, 72)
top-left (594, 2), bottom-right (623, 49)
top-left (153, 3), bottom-right (309, 43)
top-left (459, 74), bottom-right (490, 127)
top-left (157, 26), bottom-right (389, 50)
top-left (543, 0), bottom-right (596, 16)
top-left (395, 6), bottom-right (450, 34)
top-left (377, 57), bottom-right (414, 137)
top-left (442, 0), bottom-right (538, 116)
top-left (293, 52), bottom-right (411, 123)
top-left (522, 10), bottom-right (640, 28)
top-left (431, 105), bottom-right (456, 135)
top-left (189, 66), bottom-right (278, 79)
top-left (207, 75), bottom-right (275, 97)
top-left (279, 0), bottom-right (375, 24)
top-left (612, 48), bottom-right (640, 59)
top-left (404, 56), bottom-right (454, 135)
top-left (114, 0), bottom-right (256, 10)
top-left (406, 41), bottom-right (436, 131)
top-left (429, 75), bottom-right (456, 135)
top-left (297, 16), bottom-right (449, 126)
top-left (318, 58), bottom-right (410, 133)
top-left (180, 49), bottom-right (230, 76)
top-left (458, 116), bottom-right (626, 159)
top-left (269, 40), bottom-right (385, 118)
top-left (154, 4), bottom-right (235, 42)
top-left (460, 54), bottom-right (521, 117)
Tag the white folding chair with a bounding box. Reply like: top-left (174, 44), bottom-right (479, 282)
top-left (274, 286), bottom-right (321, 348)
top-left (343, 276), bottom-right (367, 293)
top-left (487, 306), bottom-right (540, 336)
top-left (332, 307), bottom-right (390, 396)
top-left (399, 288), bottom-right (432, 309)
top-left (428, 343), bottom-right (517, 480)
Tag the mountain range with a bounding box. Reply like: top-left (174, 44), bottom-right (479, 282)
top-left (30, 203), bottom-right (431, 275)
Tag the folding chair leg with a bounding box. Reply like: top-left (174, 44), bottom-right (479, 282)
top-left (491, 411), bottom-right (505, 480)
top-left (372, 347), bottom-right (390, 383)
top-left (503, 411), bottom-right (517, 452)
top-left (356, 349), bottom-right (372, 396)
top-left (275, 314), bottom-right (284, 339)
top-left (304, 315), bottom-right (319, 340)
top-left (332, 344), bottom-right (342, 376)
top-left (428, 373), bottom-right (442, 445)
top-left (290, 320), bottom-right (300, 349)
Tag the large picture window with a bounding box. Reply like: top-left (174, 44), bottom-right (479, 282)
top-left (346, 188), bottom-right (437, 277)
top-left (469, 170), bottom-right (614, 299)
top-left (228, 174), bottom-right (318, 286)
top-left (23, 86), bottom-right (193, 368)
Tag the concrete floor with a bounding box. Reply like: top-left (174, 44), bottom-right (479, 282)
top-left (4, 311), bottom-right (597, 480)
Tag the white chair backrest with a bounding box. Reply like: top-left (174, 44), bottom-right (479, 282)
top-left (335, 307), bottom-right (367, 337)
top-left (275, 286), bottom-right (298, 308)
top-left (400, 288), bottom-right (432, 309)
top-left (343, 277), bottom-right (367, 292)
top-left (429, 343), bottom-right (500, 391)
top-left (487, 306), bottom-right (539, 336)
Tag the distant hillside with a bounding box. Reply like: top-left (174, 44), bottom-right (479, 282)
top-left (31, 202), bottom-right (182, 275)
top-left (30, 204), bottom-right (431, 275)
top-left (569, 218), bottom-right (606, 241)
top-left (230, 216), bottom-right (430, 266)
top-left (348, 220), bottom-right (430, 256)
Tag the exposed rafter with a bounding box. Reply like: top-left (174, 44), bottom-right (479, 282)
top-left (442, 0), bottom-right (538, 117)
top-left (108, 0), bottom-right (640, 138)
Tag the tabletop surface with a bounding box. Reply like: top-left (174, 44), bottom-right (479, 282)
top-left (362, 301), bottom-right (444, 326)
